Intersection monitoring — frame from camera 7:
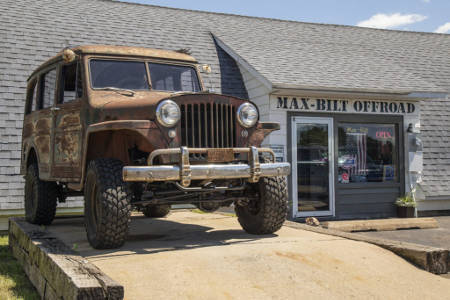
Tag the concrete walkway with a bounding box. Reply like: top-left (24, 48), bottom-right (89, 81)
top-left (47, 211), bottom-right (450, 300)
top-left (359, 216), bottom-right (450, 250)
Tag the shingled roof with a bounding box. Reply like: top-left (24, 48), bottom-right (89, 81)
top-left (212, 28), bottom-right (449, 95)
top-left (0, 0), bottom-right (449, 209)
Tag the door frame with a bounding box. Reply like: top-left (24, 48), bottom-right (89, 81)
top-left (50, 61), bottom-right (84, 181)
top-left (291, 116), bottom-right (335, 218)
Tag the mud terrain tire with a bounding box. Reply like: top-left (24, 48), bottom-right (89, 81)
top-left (142, 205), bottom-right (171, 218)
top-left (24, 164), bottom-right (58, 225)
top-left (235, 176), bottom-right (288, 234)
top-left (84, 158), bottom-right (131, 249)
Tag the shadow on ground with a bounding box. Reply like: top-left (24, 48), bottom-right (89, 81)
top-left (48, 213), bottom-right (277, 260)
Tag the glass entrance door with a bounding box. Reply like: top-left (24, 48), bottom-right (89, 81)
top-left (292, 117), bottom-right (334, 217)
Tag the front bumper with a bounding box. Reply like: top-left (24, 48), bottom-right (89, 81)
top-left (122, 146), bottom-right (291, 187)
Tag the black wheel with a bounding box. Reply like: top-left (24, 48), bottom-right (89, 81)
top-left (24, 163), bottom-right (58, 225)
top-left (235, 176), bottom-right (288, 234)
top-left (142, 205), bottom-right (170, 218)
top-left (84, 158), bottom-right (131, 249)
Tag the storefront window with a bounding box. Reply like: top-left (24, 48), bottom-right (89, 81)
top-left (338, 123), bottom-right (397, 183)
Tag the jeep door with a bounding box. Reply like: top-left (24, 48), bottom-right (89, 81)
top-left (50, 61), bottom-right (83, 181)
top-left (27, 67), bottom-right (58, 180)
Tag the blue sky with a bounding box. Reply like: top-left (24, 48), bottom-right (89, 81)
top-left (122, 0), bottom-right (450, 33)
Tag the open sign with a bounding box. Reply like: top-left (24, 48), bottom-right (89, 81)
top-left (376, 131), bottom-right (392, 139)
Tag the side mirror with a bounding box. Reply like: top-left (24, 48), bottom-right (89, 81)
top-left (62, 48), bottom-right (77, 63)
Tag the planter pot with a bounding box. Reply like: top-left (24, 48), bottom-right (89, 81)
top-left (397, 206), bottom-right (415, 218)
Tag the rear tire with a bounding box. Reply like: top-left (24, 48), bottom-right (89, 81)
top-left (84, 158), bottom-right (131, 249)
top-left (24, 164), bottom-right (58, 225)
top-left (235, 176), bottom-right (288, 234)
top-left (142, 205), bottom-right (170, 218)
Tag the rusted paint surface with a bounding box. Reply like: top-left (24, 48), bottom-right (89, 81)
top-left (22, 122), bottom-right (34, 139)
top-left (75, 45), bottom-right (197, 62)
top-left (21, 110), bottom-right (53, 179)
top-left (51, 99), bottom-right (83, 180)
top-left (54, 112), bottom-right (81, 164)
top-left (34, 136), bottom-right (50, 161)
top-left (54, 133), bottom-right (80, 163)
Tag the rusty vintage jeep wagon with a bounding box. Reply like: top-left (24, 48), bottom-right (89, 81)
top-left (21, 45), bottom-right (290, 249)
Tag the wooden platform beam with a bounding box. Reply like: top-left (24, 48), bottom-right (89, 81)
top-left (322, 218), bottom-right (439, 232)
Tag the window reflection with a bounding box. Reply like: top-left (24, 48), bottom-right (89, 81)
top-left (90, 60), bottom-right (149, 90)
top-left (148, 63), bottom-right (200, 92)
top-left (338, 123), bottom-right (397, 183)
top-left (297, 123), bottom-right (330, 212)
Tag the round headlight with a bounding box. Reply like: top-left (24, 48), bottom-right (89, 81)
top-left (156, 100), bottom-right (181, 127)
top-left (237, 103), bottom-right (258, 128)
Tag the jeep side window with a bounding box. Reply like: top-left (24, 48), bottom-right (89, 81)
top-left (25, 79), bottom-right (38, 114)
top-left (60, 62), bottom-right (82, 103)
top-left (41, 68), bottom-right (57, 109)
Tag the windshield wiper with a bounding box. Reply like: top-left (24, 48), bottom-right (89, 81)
top-left (98, 87), bottom-right (136, 96)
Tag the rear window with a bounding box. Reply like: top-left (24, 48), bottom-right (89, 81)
top-left (90, 60), bottom-right (149, 90)
top-left (41, 68), bottom-right (57, 109)
top-left (148, 63), bottom-right (200, 92)
top-left (26, 79), bottom-right (38, 114)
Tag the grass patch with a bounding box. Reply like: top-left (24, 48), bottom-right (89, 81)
top-left (0, 235), bottom-right (39, 300)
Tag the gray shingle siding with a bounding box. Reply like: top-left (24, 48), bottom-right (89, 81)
top-left (215, 41), bottom-right (249, 99)
top-left (0, 0), bottom-right (449, 212)
top-left (420, 96), bottom-right (450, 197)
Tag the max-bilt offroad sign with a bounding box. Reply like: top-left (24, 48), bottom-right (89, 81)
top-left (275, 96), bottom-right (416, 114)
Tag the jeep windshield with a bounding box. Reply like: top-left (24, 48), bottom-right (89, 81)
top-left (89, 59), bottom-right (201, 92)
top-left (147, 63), bottom-right (200, 92)
top-left (90, 60), bottom-right (150, 90)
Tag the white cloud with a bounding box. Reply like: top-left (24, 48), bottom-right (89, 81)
top-left (422, 0), bottom-right (430, 3)
top-left (435, 22), bottom-right (450, 33)
top-left (357, 13), bottom-right (428, 29)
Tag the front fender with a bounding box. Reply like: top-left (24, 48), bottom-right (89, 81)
top-left (75, 120), bottom-right (170, 191)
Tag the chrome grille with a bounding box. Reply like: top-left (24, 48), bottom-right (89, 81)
top-left (181, 103), bottom-right (236, 148)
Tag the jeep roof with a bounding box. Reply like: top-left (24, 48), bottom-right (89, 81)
top-left (28, 45), bottom-right (198, 81)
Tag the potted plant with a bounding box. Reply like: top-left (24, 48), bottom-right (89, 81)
top-left (395, 193), bottom-right (416, 218)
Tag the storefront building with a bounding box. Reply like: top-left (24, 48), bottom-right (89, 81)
top-left (275, 95), bottom-right (420, 219)
top-left (1, 0), bottom-right (449, 227)
top-left (212, 27), bottom-right (449, 219)
top-left (216, 43), bottom-right (433, 219)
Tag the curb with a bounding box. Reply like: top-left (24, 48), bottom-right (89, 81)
top-left (8, 218), bottom-right (124, 300)
top-left (285, 220), bottom-right (449, 274)
top-left (322, 217), bottom-right (439, 232)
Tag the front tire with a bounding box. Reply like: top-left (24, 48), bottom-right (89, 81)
top-left (24, 164), bottom-right (58, 225)
top-left (235, 176), bottom-right (288, 234)
top-left (84, 158), bottom-right (131, 249)
top-left (142, 205), bottom-right (170, 218)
